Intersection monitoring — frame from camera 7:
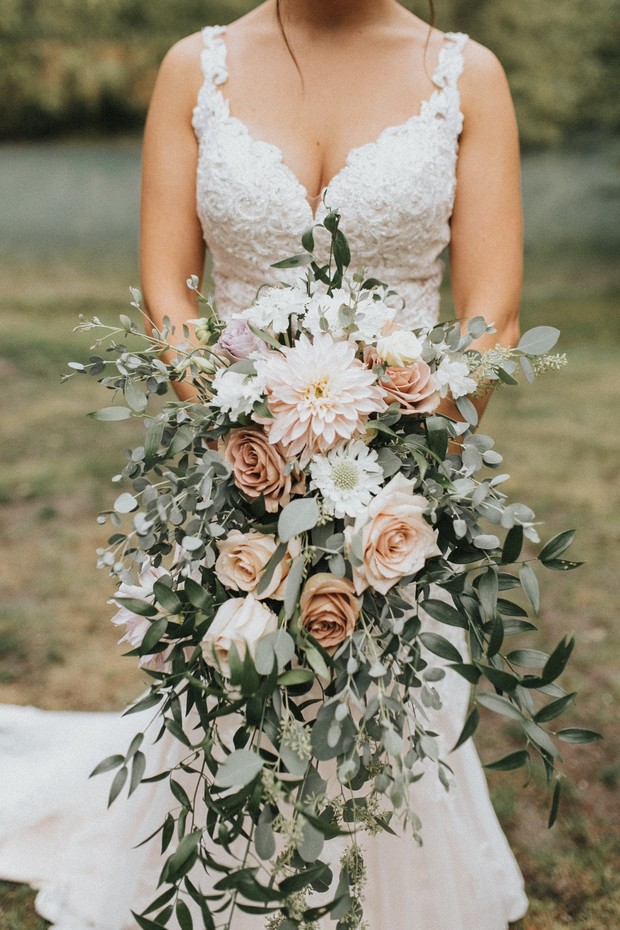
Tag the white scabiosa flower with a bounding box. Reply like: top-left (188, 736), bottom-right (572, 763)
top-left (434, 356), bottom-right (478, 399)
top-left (210, 367), bottom-right (267, 420)
top-left (302, 288), bottom-right (351, 339)
top-left (352, 294), bottom-right (396, 343)
top-left (310, 439), bottom-right (384, 518)
top-left (236, 285), bottom-right (308, 334)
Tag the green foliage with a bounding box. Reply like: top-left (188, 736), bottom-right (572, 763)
top-left (0, 0), bottom-right (618, 143)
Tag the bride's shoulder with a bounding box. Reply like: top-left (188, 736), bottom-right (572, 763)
top-left (147, 31), bottom-right (210, 119)
top-left (458, 38), bottom-right (516, 125)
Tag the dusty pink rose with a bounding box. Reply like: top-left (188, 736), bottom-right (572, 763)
top-left (215, 320), bottom-right (262, 360)
top-left (381, 359), bottom-right (440, 416)
top-left (220, 427), bottom-right (304, 512)
top-left (299, 574), bottom-right (360, 651)
top-left (345, 473), bottom-right (441, 595)
top-left (215, 530), bottom-right (300, 600)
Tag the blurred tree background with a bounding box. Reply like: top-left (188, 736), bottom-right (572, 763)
top-left (0, 0), bottom-right (618, 145)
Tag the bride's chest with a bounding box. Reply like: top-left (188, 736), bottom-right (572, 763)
top-left (195, 91), bottom-right (462, 265)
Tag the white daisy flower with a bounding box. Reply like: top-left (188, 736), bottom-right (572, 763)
top-left (353, 294), bottom-right (397, 343)
top-left (310, 439), bottom-right (385, 519)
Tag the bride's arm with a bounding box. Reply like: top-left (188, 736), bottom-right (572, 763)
top-left (140, 35), bottom-right (207, 401)
top-left (445, 40), bottom-right (523, 422)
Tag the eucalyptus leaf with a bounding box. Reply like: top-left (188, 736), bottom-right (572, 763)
top-left (88, 406), bottom-right (133, 421)
top-left (278, 498), bottom-right (320, 542)
top-left (517, 326), bottom-right (560, 356)
top-left (214, 749), bottom-right (264, 788)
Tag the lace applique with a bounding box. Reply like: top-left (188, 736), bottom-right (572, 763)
top-left (192, 26), bottom-right (469, 328)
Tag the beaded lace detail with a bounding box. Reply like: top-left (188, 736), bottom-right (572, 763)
top-left (192, 25), bottom-right (468, 327)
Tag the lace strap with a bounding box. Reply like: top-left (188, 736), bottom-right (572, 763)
top-left (432, 32), bottom-right (468, 91)
top-left (192, 25), bottom-right (229, 137)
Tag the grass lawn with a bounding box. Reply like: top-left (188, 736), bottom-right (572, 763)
top-left (0, 136), bottom-right (618, 928)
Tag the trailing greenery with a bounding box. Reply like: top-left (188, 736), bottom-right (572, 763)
top-left (0, 0), bottom-right (618, 144)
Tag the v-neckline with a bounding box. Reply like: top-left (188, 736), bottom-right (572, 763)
top-left (209, 26), bottom-right (457, 221)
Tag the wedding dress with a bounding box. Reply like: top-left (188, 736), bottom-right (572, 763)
top-left (0, 25), bottom-right (529, 930)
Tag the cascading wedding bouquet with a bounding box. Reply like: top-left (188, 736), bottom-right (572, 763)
top-left (67, 211), bottom-right (598, 930)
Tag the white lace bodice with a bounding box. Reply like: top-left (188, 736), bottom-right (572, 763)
top-left (192, 25), bottom-right (468, 328)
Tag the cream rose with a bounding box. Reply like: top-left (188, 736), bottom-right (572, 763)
top-left (299, 574), bottom-right (360, 651)
top-left (381, 359), bottom-right (440, 416)
top-left (220, 428), bottom-right (303, 513)
top-left (345, 473), bottom-right (441, 595)
top-left (215, 530), bottom-right (300, 600)
top-left (201, 595), bottom-right (278, 676)
top-left (375, 331), bottom-right (424, 367)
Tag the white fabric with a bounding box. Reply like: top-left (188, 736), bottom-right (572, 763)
top-left (0, 23), bottom-right (529, 929)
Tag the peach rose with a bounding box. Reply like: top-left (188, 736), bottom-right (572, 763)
top-left (300, 574), bottom-right (360, 651)
top-left (215, 530), bottom-right (300, 600)
top-left (201, 594), bottom-right (278, 677)
top-left (220, 427), bottom-right (304, 513)
top-left (345, 473), bottom-right (441, 595)
top-left (381, 359), bottom-right (440, 416)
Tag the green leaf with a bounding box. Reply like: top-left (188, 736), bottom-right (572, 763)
top-left (517, 326), bottom-right (560, 355)
top-left (183, 578), bottom-right (211, 610)
top-left (166, 830), bottom-right (202, 876)
top-left (114, 492), bottom-right (138, 514)
top-left (168, 424), bottom-right (195, 455)
top-left (519, 563), bottom-right (540, 616)
top-left (141, 617), bottom-right (168, 654)
top-left (419, 632), bottom-right (462, 663)
top-left (522, 720), bottom-right (560, 757)
top-left (332, 229), bottom-right (351, 268)
top-left (114, 596), bottom-right (158, 617)
top-left (301, 227), bottom-right (315, 252)
top-left (284, 555), bottom-right (305, 619)
top-left (247, 323), bottom-right (284, 351)
top-left (176, 900), bottom-right (193, 930)
top-left (421, 599), bottom-right (468, 629)
top-left (508, 648), bottom-right (549, 669)
top-left (305, 644), bottom-right (330, 680)
top-left (170, 779), bottom-right (192, 809)
top-left (279, 863), bottom-right (330, 896)
top-left (131, 912), bottom-right (168, 930)
top-left (478, 664), bottom-right (519, 691)
top-left (478, 569), bottom-right (498, 621)
top-left (129, 751), bottom-right (147, 796)
top-left (124, 379), bottom-right (148, 413)
top-left (153, 580), bottom-right (182, 614)
top-left (534, 692), bottom-right (577, 723)
top-left (214, 749), bottom-right (264, 788)
top-left (89, 754), bottom-right (125, 778)
top-left (455, 395), bottom-right (478, 426)
top-left (88, 406), bottom-right (132, 421)
top-left (448, 662), bottom-right (481, 684)
top-left (555, 728), bottom-right (603, 744)
top-left (542, 635), bottom-right (575, 683)
top-left (278, 668), bottom-right (315, 686)
top-left (298, 820), bottom-right (325, 863)
top-left (484, 750), bottom-right (530, 772)
top-left (256, 542), bottom-right (287, 596)
top-left (108, 765), bottom-right (128, 806)
top-left (255, 821), bottom-right (277, 860)
top-left (541, 558), bottom-right (583, 571)
top-left (452, 706), bottom-right (480, 751)
top-left (278, 497), bottom-right (320, 542)
top-left (548, 778), bottom-right (562, 828)
top-left (476, 692), bottom-right (525, 721)
top-left (502, 525), bottom-right (524, 564)
top-left (271, 253), bottom-right (311, 269)
top-left (539, 530), bottom-right (577, 563)
top-left (425, 415), bottom-right (449, 460)
top-left (144, 419), bottom-right (165, 468)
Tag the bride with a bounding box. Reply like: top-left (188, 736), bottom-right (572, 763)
top-left (0, 1), bottom-right (529, 927)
